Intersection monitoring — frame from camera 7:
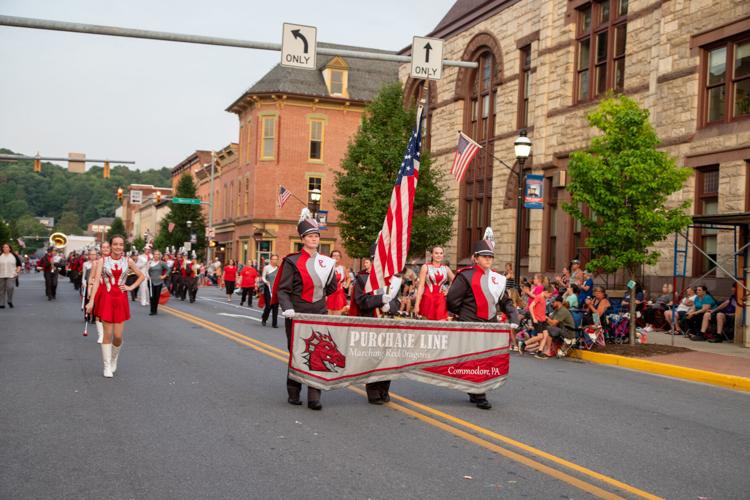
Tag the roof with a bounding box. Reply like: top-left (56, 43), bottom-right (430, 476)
top-left (89, 217), bottom-right (114, 226)
top-left (226, 42), bottom-right (399, 113)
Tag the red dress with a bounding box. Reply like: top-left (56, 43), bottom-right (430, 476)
top-left (97, 256), bottom-right (131, 323)
top-left (419, 264), bottom-right (450, 320)
top-left (326, 265), bottom-right (348, 311)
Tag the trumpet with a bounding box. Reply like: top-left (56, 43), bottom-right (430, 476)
top-left (49, 232), bottom-right (68, 249)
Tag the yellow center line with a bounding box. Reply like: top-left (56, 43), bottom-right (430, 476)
top-left (162, 304), bottom-right (662, 500)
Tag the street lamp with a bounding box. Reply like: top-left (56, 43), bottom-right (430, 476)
top-left (309, 188), bottom-right (322, 218)
top-left (513, 129), bottom-right (532, 289)
top-left (186, 220), bottom-right (192, 229)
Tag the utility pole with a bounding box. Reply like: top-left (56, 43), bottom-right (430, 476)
top-left (208, 151), bottom-right (216, 263)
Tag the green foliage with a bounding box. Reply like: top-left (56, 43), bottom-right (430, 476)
top-left (131, 236), bottom-right (146, 252)
top-left (334, 82), bottom-right (454, 259)
top-left (563, 96), bottom-right (693, 276)
top-left (154, 174), bottom-right (206, 253)
top-left (0, 219), bottom-right (11, 247)
top-left (0, 148), bottom-right (171, 231)
top-left (56, 211), bottom-right (83, 234)
top-left (107, 217), bottom-right (126, 240)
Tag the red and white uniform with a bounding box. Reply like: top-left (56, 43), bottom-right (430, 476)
top-left (325, 264), bottom-right (348, 311)
top-left (419, 264), bottom-right (450, 320)
top-left (96, 256), bottom-right (131, 323)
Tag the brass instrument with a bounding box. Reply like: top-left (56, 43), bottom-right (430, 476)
top-left (49, 232), bottom-right (68, 249)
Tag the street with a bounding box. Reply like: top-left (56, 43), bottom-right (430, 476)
top-left (2, 273), bottom-right (749, 499)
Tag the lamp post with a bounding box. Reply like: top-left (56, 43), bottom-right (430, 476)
top-left (513, 129), bottom-right (532, 289)
top-left (309, 188), bottom-right (321, 219)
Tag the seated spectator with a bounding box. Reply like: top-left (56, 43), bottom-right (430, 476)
top-left (520, 287), bottom-right (554, 355)
top-left (644, 283), bottom-right (672, 328)
top-left (664, 286), bottom-right (694, 334)
top-left (682, 285), bottom-right (717, 341)
top-left (534, 296), bottom-right (576, 359)
top-left (621, 281), bottom-right (645, 313)
top-left (563, 283), bottom-right (580, 309)
top-left (582, 286), bottom-right (611, 326)
top-left (704, 283), bottom-right (738, 343)
top-left (577, 270), bottom-right (594, 305)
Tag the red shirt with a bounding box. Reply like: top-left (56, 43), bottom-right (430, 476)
top-left (239, 266), bottom-right (258, 288)
top-left (223, 265), bottom-right (237, 282)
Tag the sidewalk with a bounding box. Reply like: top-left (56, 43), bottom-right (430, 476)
top-left (568, 330), bottom-right (750, 392)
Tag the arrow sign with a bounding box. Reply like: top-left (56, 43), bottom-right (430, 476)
top-left (410, 36), bottom-right (444, 81)
top-left (291, 29), bottom-right (308, 53)
top-left (281, 23), bottom-right (317, 70)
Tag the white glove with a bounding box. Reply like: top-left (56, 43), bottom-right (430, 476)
top-left (282, 309), bottom-right (296, 318)
top-left (381, 302), bottom-right (391, 313)
top-left (384, 277), bottom-right (402, 302)
top-left (509, 323), bottom-right (519, 330)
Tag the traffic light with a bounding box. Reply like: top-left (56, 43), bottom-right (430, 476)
top-left (103, 161), bottom-right (110, 179)
top-left (33, 155), bottom-right (41, 173)
top-left (208, 240), bottom-right (217, 248)
top-left (117, 187), bottom-right (123, 201)
top-left (155, 191), bottom-right (162, 203)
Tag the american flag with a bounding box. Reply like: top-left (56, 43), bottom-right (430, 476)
top-left (450, 131), bottom-right (482, 182)
top-left (366, 107), bottom-right (423, 293)
top-left (278, 185), bottom-right (292, 208)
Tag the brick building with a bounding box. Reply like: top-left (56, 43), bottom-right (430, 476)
top-left (222, 44), bottom-right (399, 267)
top-left (170, 150), bottom-right (214, 222)
top-left (399, 0), bottom-right (750, 296)
top-left (120, 184), bottom-right (172, 241)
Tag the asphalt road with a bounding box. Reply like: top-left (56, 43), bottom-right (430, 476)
top-left (2, 273), bottom-right (749, 499)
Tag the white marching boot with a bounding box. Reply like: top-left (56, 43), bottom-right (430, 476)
top-left (110, 343), bottom-right (122, 374)
top-left (101, 344), bottom-right (113, 378)
top-left (96, 321), bottom-right (104, 344)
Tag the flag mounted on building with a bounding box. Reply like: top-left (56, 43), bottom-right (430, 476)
top-left (278, 185), bottom-right (292, 208)
top-left (366, 107), bottom-right (424, 293)
top-left (450, 131), bottom-right (482, 182)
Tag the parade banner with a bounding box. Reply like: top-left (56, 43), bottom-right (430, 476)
top-left (288, 314), bottom-right (510, 393)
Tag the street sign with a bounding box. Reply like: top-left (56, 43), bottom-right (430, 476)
top-left (205, 227), bottom-right (215, 238)
top-left (130, 190), bottom-right (143, 204)
top-left (183, 242), bottom-right (192, 251)
top-left (281, 22), bottom-right (317, 70)
top-left (410, 36), bottom-right (444, 80)
top-left (172, 197), bottom-right (201, 205)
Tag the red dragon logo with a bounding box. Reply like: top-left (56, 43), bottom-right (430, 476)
top-left (302, 330), bottom-right (346, 373)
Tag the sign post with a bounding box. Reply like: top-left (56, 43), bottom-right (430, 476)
top-left (410, 36), bottom-right (444, 80)
top-left (281, 23), bottom-right (317, 70)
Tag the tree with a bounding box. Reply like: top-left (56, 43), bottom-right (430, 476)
top-left (563, 95), bottom-right (692, 343)
top-left (131, 236), bottom-right (146, 252)
top-left (335, 82), bottom-right (454, 259)
top-left (108, 217), bottom-right (126, 240)
top-left (0, 219), bottom-right (11, 246)
top-left (155, 173), bottom-right (206, 254)
top-left (56, 211), bottom-right (83, 234)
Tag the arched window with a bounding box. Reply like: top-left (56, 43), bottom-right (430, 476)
top-left (459, 51), bottom-right (496, 260)
top-left (403, 79), bottom-right (436, 150)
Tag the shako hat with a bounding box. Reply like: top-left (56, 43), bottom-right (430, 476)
top-left (297, 208), bottom-right (320, 237)
top-left (472, 227), bottom-right (495, 257)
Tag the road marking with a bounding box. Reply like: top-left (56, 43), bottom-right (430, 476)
top-left (218, 312), bottom-right (262, 321)
top-left (198, 296), bottom-right (263, 317)
top-left (162, 305), bottom-right (662, 499)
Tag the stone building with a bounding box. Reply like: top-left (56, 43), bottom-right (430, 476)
top-left (223, 44), bottom-right (399, 267)
top-left (399, 0), bottom-right (750, 300)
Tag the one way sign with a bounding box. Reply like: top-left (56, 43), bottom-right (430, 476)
top-left (410, 36), bottom-right (444, 80)
top-left (281, 23), bottom-right (317, 70)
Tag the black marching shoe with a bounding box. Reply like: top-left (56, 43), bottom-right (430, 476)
top-left (381, 392), bottom-right (391, 403)
top-left (8, 302), bottom-right (13, 308)
top-left (307, 400), bottom-right (322, 410)
top-left (689, 333), bottom-right (706, 341)
top-left (368, 398), bottom-right (384, 405)
top-left (468, 394), bottom-right (478, 404)
top-left (475, 398), bottom-right (492, 410)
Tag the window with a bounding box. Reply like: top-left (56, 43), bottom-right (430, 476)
top-left (331, 70), bottom-right (344, 95)
top-left (309, 120), bottom-right (324, 160)
top-left (308, 176), bottom-right (322, 205)
top-left (261, 116), bottom-right (276, 160)
top-left (518, 45), bottom-right (532, 128)
top-left (702, 36), bottom-right (750, 125)
top-left (460, 51), bottom-right (496, 259)
top-left (694, 166), bottom-right (719, 275)
top-left (576, 0), bottom-right (628, 102)
top-left (545, 178), bottom-right (558, 272)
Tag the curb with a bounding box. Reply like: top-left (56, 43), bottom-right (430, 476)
top-left (567, 350), bottom-right (750, 393)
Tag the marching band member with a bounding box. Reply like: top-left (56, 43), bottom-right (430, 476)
top-left (351, 244), bottom-right (401, 404)
top-left (446, 230), bottom-right (519, 410)
top-left (85, 235), bottom-right (145, 378)
top-left (88, 241), bottom-right (111, 344)
top-left (81, 248), bottom-right (98, 334)
top-left (325, 250), bottom-right (349, 315)
top-left (148, 250), bottom-right (169, 315)
top-left (274, 210), bottom-right (337, 410)
top-left (261, 254), bottom-right (280, 327)
top-left (135, 247), bottom-right (151, 307)
top-left (37, 246), bottom-right (59, 300)
top-left (185, 252), bottom-right (200, 303)
top-left (415, 246), bottom-right (454, 320)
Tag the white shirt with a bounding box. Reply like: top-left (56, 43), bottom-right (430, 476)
top-left (0, 253), bottom-right (18, 279)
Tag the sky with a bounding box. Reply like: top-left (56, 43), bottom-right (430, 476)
top-left (0, 0), bottom-right (455, 170)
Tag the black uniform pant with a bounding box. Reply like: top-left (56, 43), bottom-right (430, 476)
top-left (285, 318), bottom-right (321, 401)
top-left (241, 287), bottom-right (255, 306)
top-left (44, 271), bottom-right (58, 299)
top-left (185, 276), bottom-right (198, 302)
top-left (70, 270), bottom-right (81, 290)
top-left (262, 287), bottom-right (278, 326)
top-left (170, 274), bottom-right (180, 295)
top-left (150, 284), bottom-right (162, 314)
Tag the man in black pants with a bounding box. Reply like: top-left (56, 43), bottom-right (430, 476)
top-left (37, 247), bottom-right (59, 300)
top-left (275, 215), bottom-right (337, 410)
